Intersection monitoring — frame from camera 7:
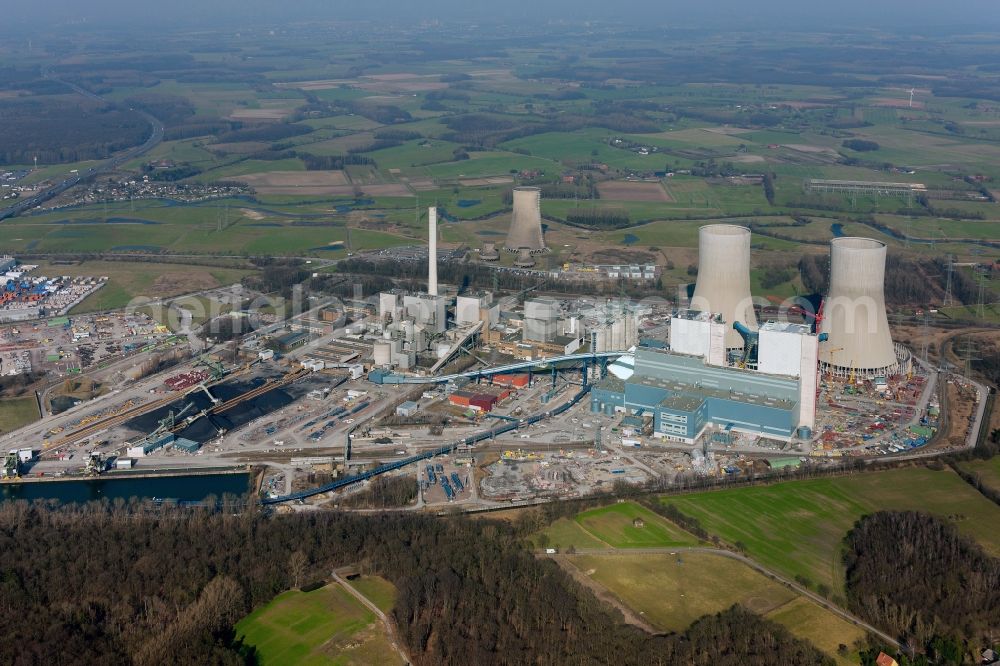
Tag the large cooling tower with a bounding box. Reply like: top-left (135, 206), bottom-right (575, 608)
top-left (504, 187), bottom-right (545, 253)
top-left (820, 237), bottom-right (896, 376)
top-left (690, 224), bottom-right (757, 348)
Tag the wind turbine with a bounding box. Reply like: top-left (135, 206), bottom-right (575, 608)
top-left (908, 88), bottom-right (915, 108)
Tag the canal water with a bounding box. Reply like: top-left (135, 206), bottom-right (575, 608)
top-left (0, 472), bottom-right (251, 504)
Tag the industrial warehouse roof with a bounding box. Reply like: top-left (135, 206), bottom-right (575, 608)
top-left (593, 374), bottom-right (626, 393)
top-left (629, 372), bottom-right (796, 411)
top-left (274, 330), bottom-right (309, 345)
top-left (659, 393), bottom-right (704, 412)
top-left (807, 179), bottom-right (926, 190)
top-left (759, 321), bottom-right (811, 334)
top-left (173, 438), bottom-right (200, 453)
top-left (626, 347), bottom-right (799, 410)
top-left (766, 457), bottom-right (802, 469)
top-left (673, 309), bottom-right (715, 321)
top-left (635, 347), bottom-right (800, 394)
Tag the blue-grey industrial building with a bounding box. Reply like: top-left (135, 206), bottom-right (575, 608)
top-left (591, 347), bottom-right (803, 442)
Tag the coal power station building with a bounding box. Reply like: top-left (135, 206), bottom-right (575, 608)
top-left (591, 346), bottom-right (808, 443)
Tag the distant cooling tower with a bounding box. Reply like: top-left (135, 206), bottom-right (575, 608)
top-left (505, 186), bottom-right (545, 253)
top-left (690, 224), bottom-right (757, 348)
top-left (820, 237), bottom-right (897, 378)
top-left (513, 248), bottom-right (536, 268)
top-left (479, 241), bottom-right (499, 261)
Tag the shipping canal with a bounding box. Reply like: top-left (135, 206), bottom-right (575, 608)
top-left (0, 471), bottom-right (251, 504)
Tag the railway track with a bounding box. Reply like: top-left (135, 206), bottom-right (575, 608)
top-left (208, 368), bottom-right (309, 415)
top-left (43, 368), bottom-right (308, 454)
top-left (44, 391), bottom-right (185, 454)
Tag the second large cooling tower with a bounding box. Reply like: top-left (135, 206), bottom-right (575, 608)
top-left (504, 186), bottom-right (545, 253)
top-left (820, 237), bottom-right (896, 375)
top-left (690, 224), bottom-right (757, 349)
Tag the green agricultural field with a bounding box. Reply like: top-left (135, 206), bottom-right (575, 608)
top-left (194, 157), bottom-right (306, 181)
top-left (347, 576), bottom-right (397, 614)
top-left (502, 128), bottom-right (668, 171)
top-left (663, 467), bottom-right (1000, 594)
top-left (574, 501), bottom-right (699, 548)
top-left (422, 152), bottom-right (558, 180)
top-left (366, 139), bottom-right (466, 171)
top-left (0, 397), bottom-right (40, 434)
top-left (960, 457), bottom-right (1000, 495)
top-left (535, 517), bottom-right (607, 551)
top-left (5, 197), bottom-right (414, 257)
top-left (27, 260), bottom-right (254, 314)
top-left (235, 584), bottom-right (403, 666)
top-left (766, 597), bottom-right (865, 666)
top-left (571, 552), bottom-right (794, 631)
top-left (569, 551), bottom-right (861, 664)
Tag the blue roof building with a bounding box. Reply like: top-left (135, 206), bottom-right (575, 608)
top-left (591, 346), bottom-right (802, 443)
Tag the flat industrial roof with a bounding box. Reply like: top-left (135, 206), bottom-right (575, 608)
top-left (630, 374), bottom-right (796, 411)
top-left (760, 321), bottom-right (811, 334)
top-left (660, 393), bottom-right (704, 412)
top-left (807, 179), bottom-right (926, 189)
top-left (672, 309), bottom-right (715, 321)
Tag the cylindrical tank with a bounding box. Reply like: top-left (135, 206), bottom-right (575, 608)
top-left (820, 237), bottom-right (896, 375)
top-left (505, 186), bottom-right (545, 253)
top-left (690, 224), bottom-right (757, 348)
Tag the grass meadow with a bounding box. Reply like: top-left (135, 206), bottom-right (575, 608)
top-left (234, 584), bottom-right (402, 666)
top-left (663, 466), bottom-right (1000, 594)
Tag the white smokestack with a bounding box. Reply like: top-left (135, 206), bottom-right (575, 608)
top-left (428, 206), bottom-right (438, 296)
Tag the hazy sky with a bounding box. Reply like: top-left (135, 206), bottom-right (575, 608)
top-left (4, 0), bottom-right (1000, 32)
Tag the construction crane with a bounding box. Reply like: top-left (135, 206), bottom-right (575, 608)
top-left (789, 298), bottom-right (824, 334)
top-left (195, 356), bottom-right (226, 381)
top-left (150, 402), bottom-right (196, 439)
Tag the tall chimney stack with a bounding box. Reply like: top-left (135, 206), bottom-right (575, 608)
top-left (428, 206), bottom-right (438, 296)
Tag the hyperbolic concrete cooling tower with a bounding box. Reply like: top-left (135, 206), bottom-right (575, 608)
top-left (690, 224), bottom-right (757, 349)
top-left (505, 186), bottom-right (545, 253)
top-left (819, 237), bottom-right (897, 377)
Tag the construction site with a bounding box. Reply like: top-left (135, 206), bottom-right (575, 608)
top-left (0, 205), bottom-right (988, 510)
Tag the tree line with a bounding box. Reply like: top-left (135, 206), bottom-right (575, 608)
top-left (0, 97), bottom-right (151, 165)
top-left (0, 501), bottom-right (833, 665)
top-left (844, 510), bottom-right (1000, 661)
